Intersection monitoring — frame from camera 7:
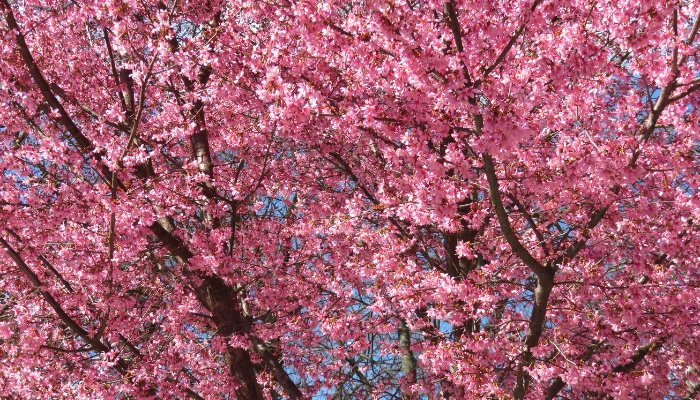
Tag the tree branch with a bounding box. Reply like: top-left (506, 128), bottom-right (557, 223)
top-left (482, 154), bottom-right (549, 278)
top-left (553, 205), bottom-right (609, 269)
top-left (40, 344), bottom-right (91, 353)
top-left (443, 1), bottom-right (472, 84)
top-left (506, 193), bottom-right (549, 257)
top-left (545, 340), bottom-right (659, 398)
top-left (38, 254), bottom-right (74, 293)
top-left (611, 340), bottom-right (662, 373)
top-left (1, 0), bottom-right (93, 153)
top-left (479, 0), bottom-right (542, 84)
top-left (0, 236), bottom-right (110, 353)
top-left (482, 154), bottom-right (557, 399)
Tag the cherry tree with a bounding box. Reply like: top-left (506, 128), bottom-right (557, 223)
top-left (1, 0), bottom-right (700, 398)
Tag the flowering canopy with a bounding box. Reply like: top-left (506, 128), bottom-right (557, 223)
top-left (1, 0), bottom-right (700, 398)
